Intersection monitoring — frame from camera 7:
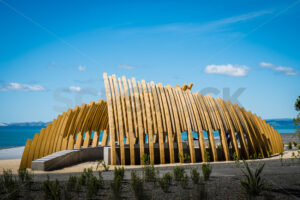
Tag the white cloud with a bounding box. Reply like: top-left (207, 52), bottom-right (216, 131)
top-left (204, 64), bottom-right (250, 77)
top-left (69, 86), bottom-right (81, 92)
top-left (78, 65), bottom-right (86, 71)
top-left (0, 83), bottom-right (45, 91)
top-left (259, 62), bottom-right (273, 68)
top-left (259, 62), bottom-right (298, 76)
top-left (118, 64), bottom-right (135, 70)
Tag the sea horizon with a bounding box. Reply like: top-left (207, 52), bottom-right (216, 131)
top-left (0, 118), bottom-right (299, 148)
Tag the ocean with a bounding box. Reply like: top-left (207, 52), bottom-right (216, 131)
top-left (0, 120), bottom-right (299, 148)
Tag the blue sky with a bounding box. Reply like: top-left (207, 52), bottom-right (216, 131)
top-left (0, 0), bottom-right (299, 123)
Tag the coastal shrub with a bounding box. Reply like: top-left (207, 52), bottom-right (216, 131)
top-left (180, 173), bottom-right (189, 189)
top-left (0, 169), bottom-right (19, 200)
top-left (96, 160), bottom-right (110, 171)
top-left (110, 168), bottom-right (124, 200)
top-left (258, 153), bottom-right (263, 159)
top-left (190, 168), bottom-right (200, 184)
top-left (79, 168), bottom-right (93, 185)
top-left (131, 170), bottom-right (144, 200)
top-left (202, 163), bottom-right (212, 181)
top-left (86, 175), bottom-right (101, 198)
top-left (293, 141), bottom-right (297, 147)
top-left (18, 168), bottom-right (32, 186)
top-left (173, 166), bottom-right (185, 181)
top-left (159, 172), bottom-right (173, 193)
top-left (143, 164), bottom-right (158, 182)
top-left (184, 153), bottom-right (191, 163)
top-left (279, 152), bottom-right (284, 166)
top-left (66, 176), bottom-right (77, 191)
top-left (240, 160), bottom-right (266, 196)
top-left (287, 142), bottom-right (292, 150)
top-left (114, 167), bottom-right (125, 180)
top-left (141, 154), bottom-right (150, 165)
top-left (204, 151), bottom-right (210, 162)
top-left (42, 175), bottom-right (61, 200)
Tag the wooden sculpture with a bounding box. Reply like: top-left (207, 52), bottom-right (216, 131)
top-left (20, 73), bottom-right (283, 169)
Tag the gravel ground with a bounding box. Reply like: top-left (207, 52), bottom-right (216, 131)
top-left (1, 151), bottom-right (300, 200)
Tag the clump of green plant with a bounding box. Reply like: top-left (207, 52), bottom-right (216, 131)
top-left (131, 170), bottom-right (144, 200)
top-left (96, 160), bottom-right (110, 171)
top-left (141, 154), bottom-right (150, 165)
top-left (86, 175), bottom-right (100, 198)
top-left (297, 144), bottom-right (300, 150)
top-left (240, 160), bottom-right (266, 196)
top-left (143, 164), bottom-right (158, 182)
top-left (287, 142), bottom-right (292, 150)
top-left (184, 153), bottom-right (191, 163)
top-left (42, 175), bottom-right (61, 200)
top-left (180, 173), bottom-right (188, 189)
top-left (233, 151), bottom-right (240, 167)
top-left (292, 141), bottom-right (297, 147)
top-left (268, 151), bottom-right (273, 156)
top-left (0, 169), bottom-right (19, 200)
top-left (78, 168), bottom-right (93, 185)
top-left (279, 152), bottom-right (284, 166)
top-left (190, 168), bottom-right (200, 184)
top-left (204, 151), bottom-right (210, 162)
top-left (173, 166), bottom-right (185, 181)
top-left (76, 168), bottom-right (103, 198)
top-left (202, 163), bottom-right (212, 181)
top-left (18, 168), bottom-right (32, 186)
top-left (110, 167), bottom-right (125, 199)
top-left (258, 153), bottom-right (263, 159)
top-left (66, 176), bottom-right (77, 191)
top-left (173, 166), bottom-right (188, 188)
top-left (159, 172), bottom-right (173, 193)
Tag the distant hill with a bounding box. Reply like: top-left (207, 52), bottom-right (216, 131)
top-left (0, 119), bottom-right (298, 129)
top-left (0, 123), bottom-right (8, 127)
top-left (0, 121), bottom-right (49, 127)
top-left (265, 118), bottom-right (297, 127)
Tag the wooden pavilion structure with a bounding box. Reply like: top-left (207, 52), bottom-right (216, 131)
top-left (19, 73), bottom-right (283, 169)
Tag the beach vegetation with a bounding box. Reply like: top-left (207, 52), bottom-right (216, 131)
top-left (180, 173), bottom-right (189, 189)
top-left (141, 154), bottom-right (150, 165)
top-left (18, 168), bottom-right (32, 187)
top-left (279, 152), bottom-right (284, 166)
top-left (233, 151), bottom-right (240, 167)
top-left (173, 166), bottom-right (188, 188)
top-left (131, 170), bottom-right (144, 200)
top-left (184, 153), bottom-right (191, 163)
top-left (0, 169), bottom-right (19, 200)
top-left (86, 175), bottom-right (101, 198)
top-left (190, 168), bottom-right (200, 184)
top-left (42, 175), bottom-right (61, 200)
top-left (258, 153), bottom-right (263, 159)
top-left (159, 172), bottom-right (173, 193)
top-left (96, 160), bottom-right (110, 171)
top-left (240, 160), bottom-right (266, 196)
top-left (202, 163), bottom-right (212, 181)
top-left (78, 168), bottom-right (93, 186)
top-left (110, 167), bottom-right (125, 199)
top-left (204, 151), bottom-right (210, 162)
top-left (173, 166), bottom-right (185, 181)
top-left (287, 142), bottom-right (292, 150)
top-left (143, 164), bottom-right (158, 182)
top-left (66, 176), bottom-right (78, 191)
top-left (292, 141), bottom-right (297, 147)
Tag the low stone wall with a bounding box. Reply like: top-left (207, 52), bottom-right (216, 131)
top-left (31, 146), bottom-right (103, 171)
